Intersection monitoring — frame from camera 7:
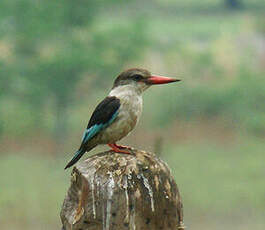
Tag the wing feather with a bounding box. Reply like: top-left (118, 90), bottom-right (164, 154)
top-left (80, 96), bottom-right (120, 146)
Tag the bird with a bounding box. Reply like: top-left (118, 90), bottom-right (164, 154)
top-left (64, 68), bottom-right (180, 169)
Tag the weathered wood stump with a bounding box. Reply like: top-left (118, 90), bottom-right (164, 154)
top-left (60, 149), bottom-right (184, 230)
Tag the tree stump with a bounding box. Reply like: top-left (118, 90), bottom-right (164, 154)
top-left (60, 148), bottom-right (184, 230)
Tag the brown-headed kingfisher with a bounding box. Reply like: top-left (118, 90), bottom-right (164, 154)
top-left (64, 68), bottom-right (180, 169)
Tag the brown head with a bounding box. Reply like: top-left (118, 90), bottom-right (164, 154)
top-left (113, 68), bottom-right (180, 93)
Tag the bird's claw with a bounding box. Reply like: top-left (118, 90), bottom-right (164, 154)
top-left (108, 143), bottom-right (132, 154)
top-left (115, 144), bottom-right (132, 150)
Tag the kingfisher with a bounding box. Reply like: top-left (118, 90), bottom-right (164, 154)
top-left (64, 68), bottom-right (180, 169)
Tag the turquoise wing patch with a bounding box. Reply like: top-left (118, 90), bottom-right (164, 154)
top-left (81, 110), bottom-right (118, 144)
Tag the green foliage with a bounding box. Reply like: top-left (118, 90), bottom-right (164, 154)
top-left (0, 0), bottom-right (264, 138)
top-left (0, 0), bottom-right (147, 137)
top-left (145, 58), bottom-right (265, 136)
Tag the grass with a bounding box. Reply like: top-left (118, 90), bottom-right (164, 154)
top-left (0, 136), bottom-right (264, 229)
top-left (0, 154), bottom-right (68, 230)
top-left (162, 136), bottom-right (265, 229)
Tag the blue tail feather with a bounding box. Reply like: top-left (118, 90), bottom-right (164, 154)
top-left (64, 149), bottom-right (85, 170)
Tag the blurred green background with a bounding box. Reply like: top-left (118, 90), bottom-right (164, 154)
top-left (0, 0), bottom-right (264, 229)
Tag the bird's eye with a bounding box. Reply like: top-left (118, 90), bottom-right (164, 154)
top-left (133, 74), bottom-right (143, 81)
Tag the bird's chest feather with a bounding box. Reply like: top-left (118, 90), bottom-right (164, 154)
top-left (119, 94), bottom-right (143, 127)
top-left (100, 89), bottom-right (143, 143)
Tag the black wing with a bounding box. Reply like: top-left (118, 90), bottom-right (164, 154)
top-left (80, 96), bottom-right (120, 144)
top-left (87, 96), bottom-right (120, 128)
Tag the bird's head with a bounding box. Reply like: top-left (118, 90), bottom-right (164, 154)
top-left (113, 68), bottom-right (180, 94)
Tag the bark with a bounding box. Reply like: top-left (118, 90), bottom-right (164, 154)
top-left (60, 148), bottom-right (185, 230)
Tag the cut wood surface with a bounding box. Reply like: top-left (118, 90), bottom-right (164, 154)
top-left (60, 148), bottom-right (184, 230)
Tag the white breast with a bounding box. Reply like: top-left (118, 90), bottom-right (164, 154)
top-left (99, 85), bottom-right (143, 144)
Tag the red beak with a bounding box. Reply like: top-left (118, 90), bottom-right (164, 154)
top-left (147, 75), bottom-right (181, 85)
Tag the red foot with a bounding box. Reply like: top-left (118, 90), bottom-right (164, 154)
top-left (114, 143), bottom-right (132, 150)
top-left (108, 143), bottom-right (131, 154)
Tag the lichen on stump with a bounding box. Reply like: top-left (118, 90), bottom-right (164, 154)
top-left (60, 149), bottom-right (184, 230)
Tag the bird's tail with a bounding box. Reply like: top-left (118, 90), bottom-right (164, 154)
top-left (64, 148), bottom-right (86, 170)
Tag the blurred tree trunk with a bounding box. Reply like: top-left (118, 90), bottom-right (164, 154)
top-left (54, 97), bottom-right (69, 144)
